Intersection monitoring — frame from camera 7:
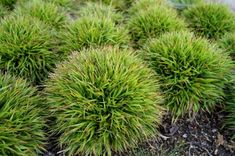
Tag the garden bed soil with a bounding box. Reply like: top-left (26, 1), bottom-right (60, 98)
top-left (127, 110), bottom-right (235, 156)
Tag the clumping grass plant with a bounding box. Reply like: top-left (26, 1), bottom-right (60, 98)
top-left (78, 0), bottom-right (134, 10)
top-left (143, 31), bottom-right (233, 119)
top-left (129, 0), bottom-right (168, 14)
top-left (77, 2), bottom-right (123, 23)
top-left (16, 0), bottom-right (67, 29)
top-left (60, 16), bottom-right (129, 54)
top-left (128, 5), bottom-right (186, 47)
top-left (46, 47), bottom-right (164, 156)
top-left (0, 73), bottom-right (46, 155)
top-left (224, 71), bottom-right (235, 139)
top-left (48, 0), bottom-right (72, 7)
top-left (183, 4), bottom-right (235, 40)
top-left (0, 15), bottom-right (59, 84)
top-left (219, 33), bottom-right (235, 60)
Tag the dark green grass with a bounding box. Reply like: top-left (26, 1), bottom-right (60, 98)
top-left (0, 15), bottom-right (60, 84)
top-left (46, 47), bottom-right (164, 156)
top-left (142, 31), bottom-right (233, 119)
top-left (60, 16), bottom-right (129, 54)
top-left (16, 0), bottom-right (67, 29)
top-left (0, 74), bottom-right (46, 155)
top-left (183, 4), bottom-right (235, 40)
top-left (224, 71), bottom-right (235, 139)
top-left (128, 4), bottom-right (186, 47)
top-left (219, 33), bottom-right (235, 60)
top-left (0, 0), bottom-right (17, 9)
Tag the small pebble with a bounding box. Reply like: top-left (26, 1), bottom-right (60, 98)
top-left (183, 134), bottom-right (188, 138)
top-left (212, 129), bottom-right (217, 133)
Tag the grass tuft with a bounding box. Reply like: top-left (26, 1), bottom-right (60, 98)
top-left (0, 73), bottom-right (46, 155)
top-left (47, 0), bottom-right (72, 7)
top-left (142, 31), bottom-right (233, 119)
top-left (77, 0), bottom-right (134, 10)
top-left (60, 16), bottom-right (129, 54)
top-left (77, 2), bottom-right (124, 23)
top-left (0, 15), bottom-right (60, 84)
top-left (46, 47), bottom-right (164, 156)
top-left (218, 33), bottom-right (235, 60)
top-left (224, 71), bottom-right (235, 139)
top-left (129, 0), bottom-right (168, 14)
top-left (128, 4), bottom-right (186, 47)
top-left (16, 0), bottom-right (67, 29)
top-left (183, 4), bottom-right (235, 40)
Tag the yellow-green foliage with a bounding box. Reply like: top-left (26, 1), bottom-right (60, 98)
top-left (16, 0), bottom-right (67, 29)
top-left (60, 16), bottom-right (129, 54)
top-left (0, 15), bottom-right (60, 84)
top-left (46, 47), bottom-right (164, 156)
top-left (183, 4), bottom-right (235, 40)
top-left (128, 3), bottom-right (186, 47)
top-left (219, 33), bottom-right (235, 60)
top-left (0, 74), bottom-right (46, 155)
top-left (143, 32), bottom-right (233, 119)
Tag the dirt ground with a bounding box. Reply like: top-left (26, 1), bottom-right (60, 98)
top-left (127, 110), bottom-right (235, 156)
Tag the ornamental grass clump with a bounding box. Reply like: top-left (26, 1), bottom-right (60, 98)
top-left (16, 0), bottom-right (67, 29)
top-left (0, 74), bottom-right (46, 155)
top-left (224, 71), bottom-right (235, 139)
top-left (128, 5), bottom-right (186, 47)
top-left (46, 47), bottom-right (164, 156)
top-left (79, 0), bottom-right (134, 10)
top-left (143, 32), bottom-right (233, 119)
top-left (0, 15), bottom-right (59, 84)
top-left (47, 0), bottom-right (71, 7)
top-left (183, 4), bottom-right (235, 40)
top-left (219, 33), bottom-right (235, 60)
top-left (129, 0), bottom-right (168, 14)
top-left (60, 16), bottom-right (129, 53)
top-left (77, 2), bottom-right (123, 23)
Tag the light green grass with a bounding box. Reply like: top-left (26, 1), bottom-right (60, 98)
top-left (46, 47), bottom-right (164, 156)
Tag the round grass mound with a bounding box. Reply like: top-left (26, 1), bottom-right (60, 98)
top-left (219, 33), bottom-right (235, 60)
top-left (46, 47), bottom-right (164, 156)
top-left (183, 4), bottom-right (235, 40)
top-left (77, 2), bottom-right (123, 23)
top-left (143, 32), bottom-right (233, 119)
top-left (0, 74), bottom-right (45, 155)
top-left (16, 0), bottom-right (67, 29)
top-left (60, 16), bottom-right (129, 53)
top-left (0, 15), bottom-right (59, 84)
top-left (128, 5), bottom-right (186, 47)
